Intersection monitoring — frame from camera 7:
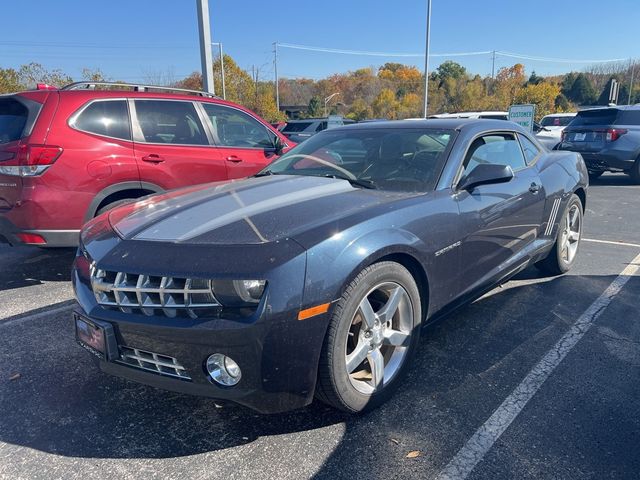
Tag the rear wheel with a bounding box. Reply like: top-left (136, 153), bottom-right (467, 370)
top-left (536, 194), bottom-right (583, 275)
top-left (629, 159), bottom-right (640, 184)
top-left (316, 261), bottom-right (421, 413)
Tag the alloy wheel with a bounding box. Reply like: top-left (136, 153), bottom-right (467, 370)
top-left (560, 203), bottom-right (581, 264)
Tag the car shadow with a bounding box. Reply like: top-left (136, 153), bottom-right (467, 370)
top-left (0, 268), bottom-right (622, 466)
top-left (0, 245), bottom-right (76, 291)
top-left (588, 173), bottom-right (638, 187)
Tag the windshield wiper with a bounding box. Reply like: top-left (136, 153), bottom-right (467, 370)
top-left (321, 173), bottom-right (377, 189)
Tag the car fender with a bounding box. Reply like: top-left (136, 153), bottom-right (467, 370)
top-left (303, 227), bottom-right (431, 315)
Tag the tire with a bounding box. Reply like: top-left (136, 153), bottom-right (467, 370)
top-left (536, 194), bottom-right (583, 276)
top-left (95, 198), bottom-right (136, 217)
top-left (316, 261), bottom-right (422, 413)
top-left (629, 159), bottom-right (640, 185)
top-left (588, 171), bottom-right (604, 182)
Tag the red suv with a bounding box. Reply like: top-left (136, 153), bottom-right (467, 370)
top-left (0, 82), bottom-right (292, 247)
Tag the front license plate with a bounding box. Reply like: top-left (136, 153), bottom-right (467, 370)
top-left (75, 313), bottom-right (107, 358)
top-left (573, 132), bottom-right (586, 141)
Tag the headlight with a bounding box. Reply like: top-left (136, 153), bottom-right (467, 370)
top-left (212, 279), bottom-right (266, 307)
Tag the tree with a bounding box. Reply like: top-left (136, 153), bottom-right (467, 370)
top-left (372, 88), bottom-right (399, 119)
top-left (567, 73), bottom-right (597, 105)
top-left (436, 61), bottom-right (467, 80)
top-left (307, 96), bottom-right (322, 117)
top-left (493, 64), bottom-right (526, 108)
top-left (346, 98), bottom-right (374, 121)
top-left (528, 71), bottom-right (543, 85)
top-left (18, 63), bottom-right (72, 88)
top-left (0, 68), bottom-right (21, 94)
top-left (515, 82), bottom-right (561, 119)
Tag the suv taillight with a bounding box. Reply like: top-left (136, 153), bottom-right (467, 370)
top-left (0, 143), bottom-right (63, 177)
top-left (605, 128), bottom-right (627, 142)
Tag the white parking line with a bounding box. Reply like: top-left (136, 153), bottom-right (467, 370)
top-left (435, 251), bottom-right (640, 480)
top-left (583, 238), bottom-right (640, 249)
top-left (0, 303), bottom-right (74, 326)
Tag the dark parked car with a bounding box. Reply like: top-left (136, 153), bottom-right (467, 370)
top-left (0, 82), bottom-right (291, 247)
top-left (558, 105), bottom-right (640, 182)
top-left (73, 119), bottom-right (588, 413)
top-left (281, 117), bottom-right (355, 143)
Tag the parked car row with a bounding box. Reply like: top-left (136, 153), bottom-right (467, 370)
top-left (0, 82), bottom-right (292, 247)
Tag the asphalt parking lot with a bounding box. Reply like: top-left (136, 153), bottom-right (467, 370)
top-left (1, 174), bottom-right (639, 480)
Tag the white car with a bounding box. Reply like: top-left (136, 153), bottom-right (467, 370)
top-left (426, 111), bottom-right (509, 120)
top-left (535, 113), bottom-right (576, 149)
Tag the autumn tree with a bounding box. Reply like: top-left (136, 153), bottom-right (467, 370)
top-left (515, 82), bottom-right (561, 119)
top-left (372, 88), bottom-right (399, 119)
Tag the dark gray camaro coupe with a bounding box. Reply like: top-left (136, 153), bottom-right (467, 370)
top-left (72, 119), bottom-right (588, 413)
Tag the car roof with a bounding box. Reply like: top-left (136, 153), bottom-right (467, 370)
top-left (340, 118), bottom-right (527, 133)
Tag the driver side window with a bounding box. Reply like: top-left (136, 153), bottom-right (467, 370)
top-left (201, 103), bottom-right (274, 149)
top-left (462, 133), bottom-right (527, 176)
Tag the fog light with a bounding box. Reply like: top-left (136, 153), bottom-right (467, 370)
top-left (206, 353), bottom-right (241, 386)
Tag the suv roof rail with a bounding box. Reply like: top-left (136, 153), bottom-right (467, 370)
top-left (60, 81), bottom-right (220, 98)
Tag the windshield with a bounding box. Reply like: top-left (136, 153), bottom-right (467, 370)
top-left (282, 121), bottom-right (315, 133)
top-left (570, 109), bottom-right (618, 127)
top-left (262, 127), bottom-right (454, 192)
top-left (541, 115), bottom-right (575, 127)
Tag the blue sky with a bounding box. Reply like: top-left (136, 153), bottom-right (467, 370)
top-left (2, 0), bottom-right (639, 83)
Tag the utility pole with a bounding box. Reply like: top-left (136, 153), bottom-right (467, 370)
top-left (218, 43), bottom-right (226, 99)
top-left (274, 42), bottom-right (280, 111)
top-left (422, 0), bottom-right (432, 118)
top-left (629, 59), bottom-right (636, 105)
top-left (196, 0), bottom-right (215, 94)
top-left (491, 50), bottom-right (496, 79)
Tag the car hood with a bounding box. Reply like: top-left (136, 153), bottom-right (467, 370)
top-left (111, 175), bottom-right (410, 245)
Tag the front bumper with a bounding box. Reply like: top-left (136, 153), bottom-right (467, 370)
top-left (72, 237), bottom-right (330, 414)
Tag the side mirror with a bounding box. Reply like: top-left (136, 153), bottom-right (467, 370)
top-left (273, 135), bottom-right (285, 155)
top-left (458, 164), bottom-right (514, 191)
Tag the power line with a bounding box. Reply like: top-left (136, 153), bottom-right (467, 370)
top-left (276, 43), bottom-right (630, 64)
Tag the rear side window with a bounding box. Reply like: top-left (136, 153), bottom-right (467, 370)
top-left (0, 98), bottom-right (29, 144)
top-left (462, 133), bottom-right (527, 175)
top-left (135, 100), bottom-right (208, 145)
top-left (541, 115), bottom-right (574, 127)
top-left (615, 110), bottom-right (640, 125)
top-left (571, 109), bottom-right (618, 127)
top-left (73, 100), bottom-right (131, 140)
top-left (282, 121), bottom-right (313, 133)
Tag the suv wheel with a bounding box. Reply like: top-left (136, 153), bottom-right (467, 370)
top-left (316, 261), bottom-right (421, 413)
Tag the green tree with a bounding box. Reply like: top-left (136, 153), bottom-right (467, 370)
top-left (528, 71), bottom-right (543, 85)
top-left (307, 96), bottom-right (322, 117)
top-left (567, 73), bottom-right (596, 105)
top-left (0, 68), bottom-right (21, 94)
top-left (436, 61), bottom-right (467, 80)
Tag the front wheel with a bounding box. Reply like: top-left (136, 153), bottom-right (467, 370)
top-left (316, 262), bottom-right (422, 413)
top-left (536, 194), bottom-right (583, 275)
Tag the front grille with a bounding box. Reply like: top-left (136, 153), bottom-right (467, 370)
top-left (117, 346), bottom-right (191, 381)
top-left (90, 265), bottom-right (220, 318)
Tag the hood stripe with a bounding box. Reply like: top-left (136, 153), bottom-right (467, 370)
top-left (133, 180), bottom-right (354, 242)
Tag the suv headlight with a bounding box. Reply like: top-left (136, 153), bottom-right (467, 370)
top-left (212, 280), bottom-right (266, 307)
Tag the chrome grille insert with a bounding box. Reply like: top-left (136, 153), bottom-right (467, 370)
top-left (90, 265), bottom-right (220, 318)
top-left (117, 346), bottom-right (191, 381)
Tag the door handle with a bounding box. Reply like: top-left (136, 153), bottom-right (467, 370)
top-left (226, 155), bottom-right (243, 163)
top-left (142, 154), bottom-right (165, 164)
top-left (529, 182), bottom-right (541, 194)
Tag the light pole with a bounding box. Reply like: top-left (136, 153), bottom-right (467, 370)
top-left (196, 0), bottom-right (215, 94)
top-left (211, 42), bottom-right (226, 99)
top-left (324, 92), bottom-right (340, 116)
top-left (274, 42), bottom-right (280, 111)
top-left (422, 0), bottom-right (432, 117)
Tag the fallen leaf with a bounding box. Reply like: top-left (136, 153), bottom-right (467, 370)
top-left (390, 438), bottom-right (400, 445)
top-left (406, 450), bottom-right (421, 458)
top-left (9, 373), bottom-right (21, 381)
